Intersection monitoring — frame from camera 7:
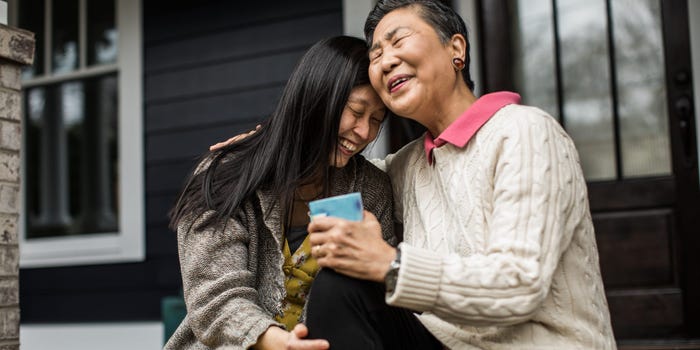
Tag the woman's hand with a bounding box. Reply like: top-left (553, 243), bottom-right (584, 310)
top-left (308, 211), bottom-right (396, 282)
top-left (208, 124), bottom-right (261, 151)
top-left (255, 324), bottom-right (329, 350)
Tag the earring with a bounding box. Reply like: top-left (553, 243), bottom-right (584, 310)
top-left (452, 57), bottom-right (465, 71)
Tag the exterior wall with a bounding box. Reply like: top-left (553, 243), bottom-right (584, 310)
top-left (0, 24), bottom-right (34, 350)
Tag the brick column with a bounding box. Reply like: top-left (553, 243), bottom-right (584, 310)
top-left (0, 24), bottom-right (35, 349)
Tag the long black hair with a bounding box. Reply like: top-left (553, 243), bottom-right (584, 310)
top-left (170, 36), bottom-right (372, 231)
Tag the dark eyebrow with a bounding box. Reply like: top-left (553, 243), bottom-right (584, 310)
top-left (369, 26), bottom-right (407, 53)
top-left (346, 96), bottom-right (370, 105)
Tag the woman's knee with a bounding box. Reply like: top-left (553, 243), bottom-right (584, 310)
top-left (308, 269), bottom-right (384, 311)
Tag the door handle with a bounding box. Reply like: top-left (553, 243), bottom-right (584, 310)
top-left (675, 95), bottom-right (694, 168)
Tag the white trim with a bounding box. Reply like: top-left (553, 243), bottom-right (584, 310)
top-left (22, 63), bottom-right (118, 87)
top-left (0, 1), bottom-right (7, 25)
top-left (116, 0), bottom-right (145, 265)
top-left (690, 0), bottom-right (700, 187)
top-left (20, 322), bottom-right (163, 350)
top-left (20, 0), bottom-right (144, 268)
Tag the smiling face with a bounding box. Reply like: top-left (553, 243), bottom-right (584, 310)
top-left (368, 6), bottom-right (460, 124)
top-left (332, 84), bottom-right (386, 168)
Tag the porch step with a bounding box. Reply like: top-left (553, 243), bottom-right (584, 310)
top-left (618, 340), bottom-right (700, 350)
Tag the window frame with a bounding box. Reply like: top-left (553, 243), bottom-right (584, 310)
top-left (15, 0), bottom-right (144, 268)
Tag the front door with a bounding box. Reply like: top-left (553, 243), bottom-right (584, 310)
top-left (480, 0), bottom-right (699, 344)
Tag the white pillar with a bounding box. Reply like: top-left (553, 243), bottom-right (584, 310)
top-left (343, 0), bottom-right (374, 39)
top-left (343, 0), bottom-right (390, 159)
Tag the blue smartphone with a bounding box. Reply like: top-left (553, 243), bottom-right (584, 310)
top-left (308, 192), bottom-right (363, 221)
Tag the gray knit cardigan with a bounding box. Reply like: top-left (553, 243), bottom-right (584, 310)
top-left (164, 156), bottom-right (396, 350)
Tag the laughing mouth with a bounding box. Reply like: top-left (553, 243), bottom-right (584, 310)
top-left (339, 138), bottom-right (358, 152)
top-left (387, 75), bottom-right (411, 92)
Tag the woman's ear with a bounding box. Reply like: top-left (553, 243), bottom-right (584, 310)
top-left (449, 33), bottom-right (467, 61)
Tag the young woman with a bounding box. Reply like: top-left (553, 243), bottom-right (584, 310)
top-left (164, 36), bottom-right (397, 350)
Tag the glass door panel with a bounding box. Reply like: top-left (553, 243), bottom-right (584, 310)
top-left (612, 0), bottom-right (671, 177)
top-left (510, 0), bottom-right (671, 181)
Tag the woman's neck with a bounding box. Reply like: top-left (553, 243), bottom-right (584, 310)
top-left (296, 168), bottom-right (325, 201)
top-left (423, 84), bottom-right (477, 138)
top-left (296, 183), bottom-right (323, 202)
top-left (287, 170), bottom-right (325, 228)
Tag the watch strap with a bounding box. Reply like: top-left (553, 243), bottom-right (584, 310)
top-left (384, 245), bottom-right (402, 293)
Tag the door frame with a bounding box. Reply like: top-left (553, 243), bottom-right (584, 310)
top-left (662, 0), bottom-right (700, 335)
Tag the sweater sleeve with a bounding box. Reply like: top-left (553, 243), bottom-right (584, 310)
top-left (177, 211), bottom-right (282, 349)
top-left (386, 110), bottom-right (582, 326)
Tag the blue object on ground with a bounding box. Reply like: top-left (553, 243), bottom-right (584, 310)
top-left (162, 293), bottom-right (187, 343)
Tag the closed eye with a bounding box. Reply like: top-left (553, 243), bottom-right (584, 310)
top-left (371, 112), bottom-right (386, 124)
top-left (348, 106), bottom-right (364, 117)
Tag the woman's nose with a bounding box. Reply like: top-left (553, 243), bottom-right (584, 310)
top-left (354, 117), bottom-right (370, 140)
top-left (380, 50), bottom-right (400, 72)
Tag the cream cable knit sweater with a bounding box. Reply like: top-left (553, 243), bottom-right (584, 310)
top-left (375, 104), bottom-right (616, 349)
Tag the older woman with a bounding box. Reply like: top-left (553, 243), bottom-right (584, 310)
top-left (306, 0), bottom-right (617, 349)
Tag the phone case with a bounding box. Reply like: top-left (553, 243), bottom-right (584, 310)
top-left (308, 192), bottom-right (363, 221)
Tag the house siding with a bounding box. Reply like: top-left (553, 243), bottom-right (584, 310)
top-left (20, 0), bottom-right (343, 322)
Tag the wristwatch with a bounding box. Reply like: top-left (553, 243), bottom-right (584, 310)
top-left (384, 246), bottom-right (402, 294)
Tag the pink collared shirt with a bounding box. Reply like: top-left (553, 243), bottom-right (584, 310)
top-left (424, 91), bottom-right (521, 164)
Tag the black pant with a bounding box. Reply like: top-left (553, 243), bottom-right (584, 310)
top-left (306, 269), bottom-right (443, 350)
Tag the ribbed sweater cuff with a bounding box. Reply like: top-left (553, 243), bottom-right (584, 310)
top-left (385, 243), bottom-right (442, 311)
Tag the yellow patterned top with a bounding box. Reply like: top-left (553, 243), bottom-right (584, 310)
top-left (274, 233), bottom-right (320, 330)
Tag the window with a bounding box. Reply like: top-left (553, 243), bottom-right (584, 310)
top-left (510, 0), bottom-right (671, 181)
top-left (15, 0), bottom-right (143, 267)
